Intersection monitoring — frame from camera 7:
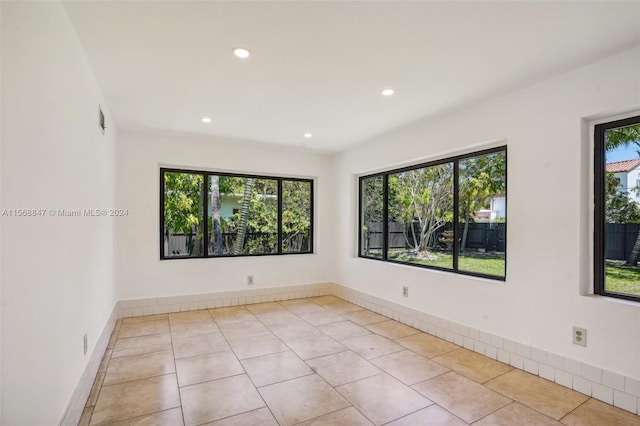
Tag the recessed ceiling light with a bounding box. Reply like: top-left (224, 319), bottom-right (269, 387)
top-left (233, 47), bottom-right (251, 59)
top-left (381, 88), bottom-right (395, 96)
top-left (201, 117), bottom-right (212, 123)
top-left (304, 133), bottom-right (313, 139)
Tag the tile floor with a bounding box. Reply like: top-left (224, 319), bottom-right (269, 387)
top-left (80, 296), bottom-right (640, 426)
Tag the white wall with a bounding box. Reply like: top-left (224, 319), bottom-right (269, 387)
top-left (116, 129), bottom-right (336, 300)
top-left (1, 2), bottom-right (117, 424)
top-left (335, 48), bottom-right (640, 379)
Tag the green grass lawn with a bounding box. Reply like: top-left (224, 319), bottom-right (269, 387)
top-left (388, 250), bottom-right (505, 277)
top-left (605, 261), bottom-right (640, 296)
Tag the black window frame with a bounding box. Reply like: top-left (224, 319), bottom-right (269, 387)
top-left (160, 167), bottom-right (314, 260)
top-left (358, 146), bottom-right (507, 281)
top-left (594, 115), bottom-right (640, 302)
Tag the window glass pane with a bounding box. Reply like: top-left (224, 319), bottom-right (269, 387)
top-left (604, 122), bottom-right (640, 298)
top-left (282, 180), bottom-right (312, 253)
top-left (163, 172), bottom-right (204, 257)
top-left (360, 176), bottom-right (384, 257)
top-left (387, 163), bottom-right (454, 268)
top-left (209, 176), bottom-right (278, 255)
top-left (458, 152), bottom-right (506, 277)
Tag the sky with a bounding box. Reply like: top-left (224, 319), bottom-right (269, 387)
top-left (607, 144), bottom-right (639, 163)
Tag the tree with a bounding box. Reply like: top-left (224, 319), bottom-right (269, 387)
top-left (605, 172), bottom-right (640, 223)
top-left (360, 177), bottom-right (383, 255)
top-left (233, 178), bottom-right (255, 254)
top-left (210, 175), bottom-right (223, 255)
top-left (604, 124), bottom-right (640, 266)
top-left (389, 164), bottom-right (454, 254)
top-left (458, 152), bottom-right (506, 251)
top-left (282, 181), bottom-right (311, 253)
top-left (163, 172), bottom-right (203, 255)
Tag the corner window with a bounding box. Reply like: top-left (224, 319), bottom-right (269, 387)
top-left (161, 168), bottom-right (313, 259)
top-left (595, 116), bottom-right (640, 301)
top-left (359, 147), bottom-right (507, 280)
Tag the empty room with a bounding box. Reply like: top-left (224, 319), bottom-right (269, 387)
top-left (2, 1), bottom-right (640, 425)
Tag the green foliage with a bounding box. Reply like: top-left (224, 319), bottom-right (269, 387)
top-left (605, 124), bottom-right (640, 151)
top-left (388, 164), bottom-right (453, 252)
top-left (361, 176), bottom-right (383, 255)
top-left (605, 172), bottom-right (640, 223)
top-left (163, 172), bottom-right (203, 255)
top-left (282, 181), bottom-right (311, 253)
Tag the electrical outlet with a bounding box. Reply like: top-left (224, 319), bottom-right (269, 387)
top-left (573, 326), bottom-right (587, 347)
top-left (83, 333), bottom-right (88, 356)
top-left (402, 286), bottom-right (408, 297)
top-left (247, 275), bottom-right (254, 285)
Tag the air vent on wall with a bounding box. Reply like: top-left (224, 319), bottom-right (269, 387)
top-left (98, 105), bottom-right (106, 135)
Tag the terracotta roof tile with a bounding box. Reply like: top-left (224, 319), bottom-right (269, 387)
top-left (606, 159), bottom-right (640, 173)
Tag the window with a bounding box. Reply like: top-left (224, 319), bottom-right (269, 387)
top-left (359, 147), bottom-right (507, 280)
top-left (161, 168), bottom-right (313, 259)
top-left (594, 115), bottom-right (640, 301)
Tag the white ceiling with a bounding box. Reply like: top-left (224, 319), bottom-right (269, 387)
top-left (63, 1), bottom-right (640, 152)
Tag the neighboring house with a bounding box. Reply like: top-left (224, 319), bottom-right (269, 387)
top-left (606, 159), bottom-right (640, 202)
top-left (476, 195), bottom-right (506, 222)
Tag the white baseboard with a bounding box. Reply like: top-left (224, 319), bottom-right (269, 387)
top-left (117, 282), bottom-right (334, 318)
top-left (58, 303), bottom-right (118, 426)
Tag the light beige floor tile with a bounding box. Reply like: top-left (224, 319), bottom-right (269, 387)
top-left (365, 320), bottom-right (419, 339)
top-left (286, 334), bottom-right (347, 360)
top-left (180, 374), bottom-right (265, 426)
top-left (432, 348), bottom-right (512, 383)
top-left (107, 328), bottom-right (119, 349)
top-left (219, 320), bottom-right (271, 340)
top-left (259, 309), bottom-right (302, 324)
top-left (103, 350), bottom-right (175, 386)
top-left (413, 372), bottom-right (511, 423)
top-left (78, 407), bottom-right (93, 426)
top-left (283, 301), bottom-right (325, 314)
top-left (476, 402), bottom-right (560, 426)
top-left (122, 314), bottom-right (169, 325)
top-left (172, 332), bottom-right (230, 359)
top-left (341, 334), bottom-right (404, 360)
top-left (246, 302), bottom-right (287, 314)
top-left (485, 370), bottom-right (588, 420)
top-left (86, 368), bottom-right (106, 407)
top-left (170, 321), bottom-right (220, 340)
top-left (254, 310), bottom-right (301, 326)
top-left (323, 301), bottom-right (364, 314)
top-left (386, 405), bottom-right (467, 426)
top-left (319, 320), bottom-right (371, 340)
top-left (307, 351), bottom-right (382, 386)
top-left (90, 374), bottom-right (180, 425)
top-left (299, 310), bottom-right (344, 326)
top-left (395, 333), bottom-right (459, 358)
top-left (175, 350), bottom-right (244, 387)
top-left (205, 407), bottom-right (278, 426)
top-left (210, 309), bottom-right (257, 325)
top-left (371, 350), bottom-right (449, 385)
top-left (299, 406), bottom-right (374, 425)
top-left (169, 310), bottom-right (213, 324)
top-left (560, 398), bottom-right (640, 426)
top-left (241, 351), bottom-right (313, 387)
top-left (269, 321), bottom-right (324, 341)
top-left (119, 319), bottom-right (169, 339)
top-left (336, 373), bottom-right (432, 425)
top-left (109, 407), bottom-right (184, 426)
top-left (97, 349), bottom-right (113, 374)
top-left (341, 310), bottom-right (387, 326)
top-left (112, 333), bottom-right (172, 358)
top-left (227, 333), bottom-right (289, 360)
top-left (259, 374), bottom-right (350, 426)
top-left (308, 296), bottom-right (344, 305)
top-left (208, 306), bottom-right (249, 316)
